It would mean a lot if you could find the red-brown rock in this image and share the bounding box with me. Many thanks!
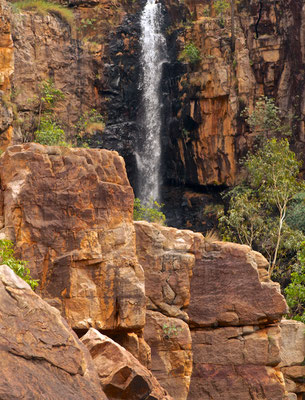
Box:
[144,310,193,400]
[0,264,108,400]
[188,241,288,327]
[134,221,202,321]
[81,328,173,400]
[0,144,146,331]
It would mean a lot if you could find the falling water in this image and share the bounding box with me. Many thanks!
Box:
[136,0,167,202]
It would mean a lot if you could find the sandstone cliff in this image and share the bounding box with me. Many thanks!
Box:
[0,143,301,400]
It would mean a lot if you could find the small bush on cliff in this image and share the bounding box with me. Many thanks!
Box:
[133,198,166,225]
[35,117,67,145]
[179,43,201,65]
[0,240,38,290]
[12,0,74,26]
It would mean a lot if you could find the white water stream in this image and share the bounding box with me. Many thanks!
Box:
[136,0,167,202]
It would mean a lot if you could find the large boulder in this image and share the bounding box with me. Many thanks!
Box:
[0,144,145,331]
[134,221,202,321]
[0,264,108,399]
[81,328,173,400]
[188,241,288,327]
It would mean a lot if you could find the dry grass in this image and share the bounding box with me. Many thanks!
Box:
[13,0,74,26]
[204,229,220,244]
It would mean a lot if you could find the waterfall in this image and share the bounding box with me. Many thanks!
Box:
[136,0,167,202]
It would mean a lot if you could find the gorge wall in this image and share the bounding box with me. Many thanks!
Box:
[1,1,305,398]
[0,142,302,400]
[3,0,305,232]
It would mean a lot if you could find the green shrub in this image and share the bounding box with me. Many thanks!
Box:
[286,192,305,234]
[285,242,305,323]
[179,42,201,65]
[133,198,166,225]
[12,0,74,26]
[0,240,38,290]
[35,117,66,145]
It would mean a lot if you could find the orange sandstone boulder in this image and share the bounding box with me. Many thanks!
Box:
[81,328,173,400]
[0,144,146,332]
[134,220,202,321]
[0,264,108,400]
[188,241,288,327]
[144,310,193,400]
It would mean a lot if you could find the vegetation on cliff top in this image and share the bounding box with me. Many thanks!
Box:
[11,0,74,26]
[133,198,166,225]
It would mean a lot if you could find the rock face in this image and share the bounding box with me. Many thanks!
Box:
[280,319,305,399]
[188,241,287,327]
[144,311,193,400]
[135,221,288,400]
[134,221,202,321]
[0,0,13,150]
[0,143,145,332]
[81,328,173,400]
[0,264,108,400]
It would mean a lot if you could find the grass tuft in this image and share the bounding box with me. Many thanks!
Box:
[12,0,74,26]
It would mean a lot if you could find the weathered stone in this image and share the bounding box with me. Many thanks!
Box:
[0,144,146,331]
[281,366,305,394]
[134,220,202,321]
[0,0,14,150]
[188,241,288,327]
[81,328,173,400]
[144,310,192,400]
[110,331,151,369]
[187,364,286,400]
[191,325,281,367]
[0,264,108,400]
[280,319,305,367]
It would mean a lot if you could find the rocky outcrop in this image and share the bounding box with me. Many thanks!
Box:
[280,319,305,399]
[0,264,108,399]
[0,143,145,332]
[81,328,173,400]
[144,310,192,400]
[134,221,288,400]
[0,0,13,150]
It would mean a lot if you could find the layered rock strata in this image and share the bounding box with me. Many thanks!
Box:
[280,319,305,399]
[0,0,13,150]
[0,264,108,400]
[0,143,146,332]
[135,221,289,400]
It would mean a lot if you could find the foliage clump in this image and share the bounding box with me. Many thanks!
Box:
[11,0,74,26]
[179,42,201,65]
[219,97,305,277]
[133,198,166,225]
[35,117,66,145]
[285,242,305,323]
[0,240,38,290]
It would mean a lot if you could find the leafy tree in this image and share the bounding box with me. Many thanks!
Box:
[0,239,38,290]
[245,138,304,274]
[242,96,291,139]
[219,138,304,276]
[134,198,166,225]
